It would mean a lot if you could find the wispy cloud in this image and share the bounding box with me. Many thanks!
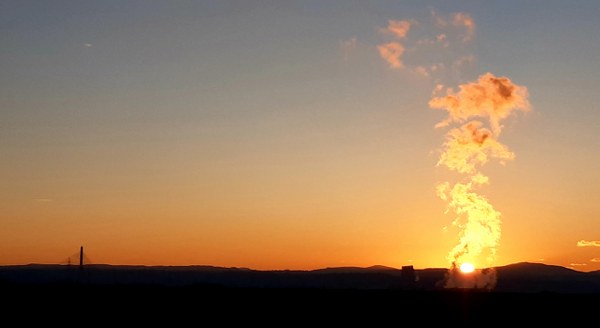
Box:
[84,43,93,47]
[377,10,477,76]
[431,9,447,27]
[432,83,445,96]
[412,63,445,79]
[380,20,412,39]
[591,258,600,263]
[377,42,405,69]
[430,10,475,43]
[416,33,448,47]
[452,55,476,72]
[569,263,587,267]
[339,37,357,61]
[413,66,429,77]
[452,13,475,43]
[577,240,600,247]
[376,20,411,69]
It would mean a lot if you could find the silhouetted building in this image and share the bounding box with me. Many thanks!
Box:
[402,265,416,285]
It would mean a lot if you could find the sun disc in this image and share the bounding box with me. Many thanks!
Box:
[460,262,475,274]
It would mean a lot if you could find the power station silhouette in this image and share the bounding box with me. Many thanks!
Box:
[65,246,91,269]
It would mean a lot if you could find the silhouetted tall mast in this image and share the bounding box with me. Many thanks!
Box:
[79,246,83,268]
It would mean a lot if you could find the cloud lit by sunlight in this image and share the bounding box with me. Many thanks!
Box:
[432,73,530,289]
[452,13,475,43]
[377,42,405,69]
[577,240,600,247]
[381,19,412,39]
[429,72,530,134]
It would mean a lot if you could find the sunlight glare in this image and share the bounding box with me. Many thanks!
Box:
[460,262,475,274]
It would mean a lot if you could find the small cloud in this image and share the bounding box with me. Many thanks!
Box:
[431,9,447,27]
[416,38,435,46]
[339,37,357,61]
[416,34,447,47]
[432,83,445,96]
[377,42,405,69]
[430,10,475,44]
[413,65,429,77]
[452,13,475,43]
[34,198,53,202]
[452,55,476,73]
[538,258,545,262]
[381,20,412,39]
[569,263,587,266]
[591,258,600,263]
[84,43,93,47]
[430,63,444,74]
[577,240,600,247]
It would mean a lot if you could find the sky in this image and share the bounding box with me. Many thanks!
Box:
[1,0,599,271]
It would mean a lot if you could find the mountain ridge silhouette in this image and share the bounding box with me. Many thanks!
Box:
[1,261,598,293]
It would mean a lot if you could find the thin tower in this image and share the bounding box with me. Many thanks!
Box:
[79,246,83,268]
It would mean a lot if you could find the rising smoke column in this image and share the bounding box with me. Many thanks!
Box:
[430,72,530,288]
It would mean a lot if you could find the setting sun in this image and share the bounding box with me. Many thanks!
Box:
[460,263,475,274]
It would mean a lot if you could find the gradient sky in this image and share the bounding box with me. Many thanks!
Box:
[1,1,599,271]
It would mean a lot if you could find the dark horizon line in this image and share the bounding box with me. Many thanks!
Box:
[1,261,596,273]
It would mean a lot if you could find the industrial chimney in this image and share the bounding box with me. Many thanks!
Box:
[79,246,84,268]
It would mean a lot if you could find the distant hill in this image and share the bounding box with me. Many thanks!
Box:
[496,262,579,276]
[1,262,598,293]
[312,265,400,274]
[494,262,599,293]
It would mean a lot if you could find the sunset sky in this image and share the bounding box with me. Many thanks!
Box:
[1,1,599,271]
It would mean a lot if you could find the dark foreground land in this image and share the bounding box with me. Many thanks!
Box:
[2,262,599,323]
[3,284,598,324]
